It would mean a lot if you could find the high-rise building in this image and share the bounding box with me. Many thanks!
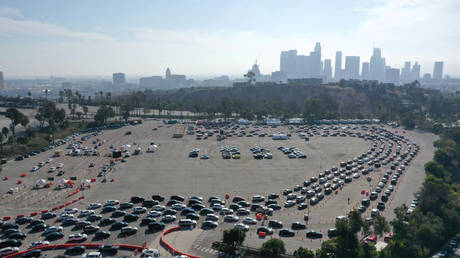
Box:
[411,62,421,81]
[344,56,360,79]
[323,59,332,83]
[165,68,171,80]
[385,68,400,85]
[280,43,322,79]
[309,43,322,77]
[334,51,342,81]
[361,62,370,80]
[112,73,126,85]
[370,48,386,82]
[433,61,444,81]
[280,50,298,78]
[401,61,411,82]
[0,71,4,90]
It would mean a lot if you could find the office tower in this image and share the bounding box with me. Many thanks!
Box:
[112,73,126,85]
[385,68,400,85]
[280,50,298,78]
[323,59,332,83]
[370,48,385,82]
[433,61,444,81]
[401,61,411,82]
[345,56,360,79]
[361,62,370,80]
[309,43,322,76]
[411,62,421,81]
[334,51,342,81]
[0,71,4,90]
[165,68,171,80]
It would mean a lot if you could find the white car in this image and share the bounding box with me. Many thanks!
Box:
[88,203,102,209]
[69,233,88,242]
[234,223,249,232]
[30,241,50,247]
[104,200,120,206]
[31,166,39,172]
[0,247,19,256]
[48,167,56,172]
[79,210,94,217]
[45,226,63,233]
[171,203,186,210]
[83,252,101,258]
[141,249,160,258]
[57,163,64,168]
[152,205,166,211]
[133,207,147,213]
[56,214,73,222]
[147,210,162,217]
[64,208,78,214]
[46,158,53,163]
[38,162,45,167]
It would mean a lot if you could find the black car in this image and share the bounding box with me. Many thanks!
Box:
[192,203,206,211]
[151,194,165,202]
[29,219,44,226]
[170,195,185,202]
[148,222,165,231]
[8,232,26,240]
[291,222,307,230]
[279,229,295,237]
[41,212,57,220]
[111,210,126,218]
[31,223,47,232]
[186,213,200,221]
[141,217,156,225]
[377,202,386,211]
[306,230,323,239]
[268,220,283,229]
[0,239,22,248]
[123,213,139,222]
[22,249,41,258]
[142,200,158,208]
[119,202,134,210]
[2,223,19,230]
[297,203,308,210]
[45,231,64,241]
[75,220,91,229]
[98,244,119,255]
[94,230,111,239]
[163,209,177,216]
[99,218,116,226]
[65,245,86,255]
[200,208,214,216]
[3,228,20,237]
[327,228,337,238]
[86,214,102,222]
[16,217,31,225]
[101,206,117,213]
[131,196,145,203]
[110,221,128,231]
[61,218,78,227]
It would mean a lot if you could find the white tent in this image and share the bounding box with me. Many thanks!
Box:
[82,179,91,184]
[59,178,69,184]
[35,179,47,187]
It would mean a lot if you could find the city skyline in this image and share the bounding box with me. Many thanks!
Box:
[0,0,459,77]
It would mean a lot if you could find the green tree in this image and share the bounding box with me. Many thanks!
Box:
[222,228,245,251]
[260,238,286,258]
[316,240,337,258]
[373,215,390,237]
[5,108,29,136]
[120,103,133,122]
[293,247,315,258]
[94,105,115,125]
[82,105,89,118]
[2,127,8,138]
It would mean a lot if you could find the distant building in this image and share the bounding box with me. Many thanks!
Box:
[334,51,342,81]
[287,78,323,84]
[433,61,444,81]
[361,62,370,80]
[385,68,400,85]
[323,59,332,83]
[139,76,163,87]
[0,71,4,90]
[345,56,360,79]
[165,68,171,80]
[401,61,411,83]
[369,48,386,82]
[170,74,186,82]
[271,71,287,83]
[280,43,322,79]
[113,73,126,85]
[423,73,431,80]
[412,62,421,81]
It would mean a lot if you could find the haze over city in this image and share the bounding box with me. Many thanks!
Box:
[0,0,459,78]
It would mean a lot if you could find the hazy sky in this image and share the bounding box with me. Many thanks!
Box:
[0,0,459,78]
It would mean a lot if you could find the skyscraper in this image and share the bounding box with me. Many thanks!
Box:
[323,59,332,83]
[334,51,342,81]
[310,43,322,76]
[370,48,385,82]
[280,50,298,78]
[0,71,4,90]
[345,56,360,79]
[411,62,421,81]
[112,73,126,85]
[401,61,411,82]
[165,68,171,80]
[361,62,370,80]
[433,61,444,81]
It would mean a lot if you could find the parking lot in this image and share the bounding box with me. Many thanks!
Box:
[0,119,437,257]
